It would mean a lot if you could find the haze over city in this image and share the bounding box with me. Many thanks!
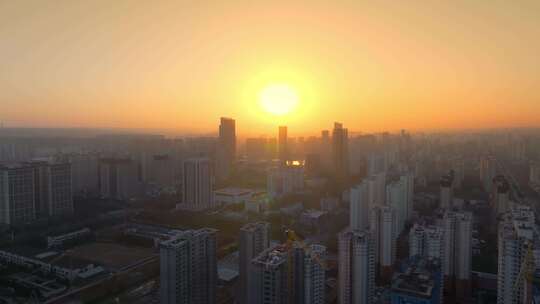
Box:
[1,2,540,304]
[2,1,540,135]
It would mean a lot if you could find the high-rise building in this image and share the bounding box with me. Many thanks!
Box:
[497,205,539,304]
[160,228,217,304]
[30,160,73,218]
[370,206,398,283]
[442,211,472,298]
[391,256,443,304]
[251,245,289,304]
[0,160,73,225]
[332,122,349,180]
[267,161,304,199]
[217,117,236,181]
[278,126,288,164]
[440,173,454,210]
[179,158,214,211]
[321,130,331,171]
[338,229,375,304]
[409,223,444,260]
[99,157,140,200]
[492,175,510,216]
[43,161,73,217]
[350,182,370,231]
[303,244,327,304]
[387,174,414,235]
[0,164,36,225]
[239,222,270,304]
[251,242,326,304]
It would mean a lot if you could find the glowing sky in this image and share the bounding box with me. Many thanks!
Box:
[1,1,539,135]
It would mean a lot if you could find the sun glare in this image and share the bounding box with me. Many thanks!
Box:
[259,84,299,116]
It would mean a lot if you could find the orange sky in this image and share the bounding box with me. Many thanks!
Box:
[1,1,539,136]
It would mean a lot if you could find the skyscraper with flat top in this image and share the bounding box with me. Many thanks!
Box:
[350,181,370,231]
[332,122,349,180]
[338,229,375,304]
[217,117,236,181]
[370,206,398,283]
[239,222,270,304]
[278,126,288,164]
[160,228,217,304]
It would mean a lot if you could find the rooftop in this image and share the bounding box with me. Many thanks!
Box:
[392,256,441,299]
[252,244,288,268]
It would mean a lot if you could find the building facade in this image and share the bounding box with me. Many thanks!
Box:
[239,222,270,304]
[160,228,217,304]
[338,229,375,304]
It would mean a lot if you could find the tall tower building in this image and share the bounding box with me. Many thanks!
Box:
[217,117,236,181]
[278,126,288,164]
[30,160,73,218]
[442,211,472,298]
[251,242,327,304]
[179,158,214,211]
[497,206,539,304]
[350,182,370,231]
[321,130,331,171]
[332,122,349,180]
[387,175,413,236]
[338,229,375,304]
[492,175,510,216]
[370,206,398,283]
[368,172,387,208]
[160,228,217,304]
[0,164,36,225]
[303,244,327,304]
[239,222,270,304]
[43,162,73,217]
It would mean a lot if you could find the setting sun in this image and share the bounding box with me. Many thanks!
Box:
[259,84,299,116]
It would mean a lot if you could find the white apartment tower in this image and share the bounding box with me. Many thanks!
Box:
[338,229,375,304]
[160,228,217,304]
[180,158,214,211]
[239,222,270,304]
[304,244,327,304]
[350,182,370,231]
[251,242,327,304]
[497,206,539,304]
[0,164,36,225]
[387,174,414,235]
[442,211,472,298]
[370,206,398,282]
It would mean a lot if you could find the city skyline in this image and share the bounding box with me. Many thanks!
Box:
[2,1,540,135]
